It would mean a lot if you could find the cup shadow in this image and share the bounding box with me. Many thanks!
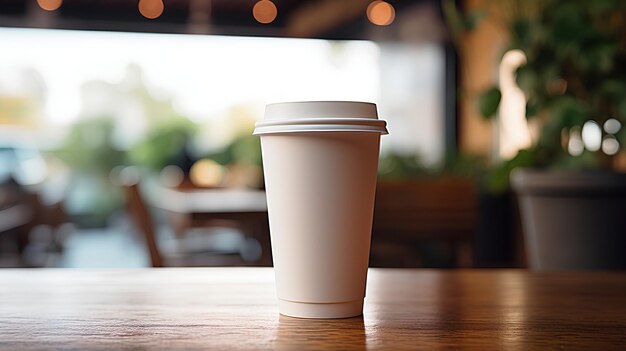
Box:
[275,314,366,350]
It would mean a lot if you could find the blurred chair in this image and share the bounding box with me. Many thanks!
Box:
[0,187,33,266]
[0,178,67,267]
[371,178,478,268]
[124,182,254,267]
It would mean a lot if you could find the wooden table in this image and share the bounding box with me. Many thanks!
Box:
[1,269,625,350]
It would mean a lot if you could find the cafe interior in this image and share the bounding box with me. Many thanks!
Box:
[3,1,626,349]
[1,0,626,272]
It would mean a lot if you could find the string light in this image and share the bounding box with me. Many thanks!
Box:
[138,0,164,20]
[37,0,62,11]
[253,0,277,24]
[367,1,395,26]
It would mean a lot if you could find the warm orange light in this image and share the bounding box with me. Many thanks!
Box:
[138,0,164,20]
[367,1,395,26]
[190,159,224,188]
[37,0,63,11]
[253,0,277,24]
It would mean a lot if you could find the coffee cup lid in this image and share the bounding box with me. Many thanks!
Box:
[253,101,388,135]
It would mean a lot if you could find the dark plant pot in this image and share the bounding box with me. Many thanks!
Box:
[511,169,626,270]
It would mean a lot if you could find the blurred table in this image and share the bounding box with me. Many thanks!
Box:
[149,187,271,265]
[1,268,625,350]
[151,187,267,214]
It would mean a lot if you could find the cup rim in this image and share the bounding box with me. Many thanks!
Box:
[256,101,388,135]
[253,118,388,135]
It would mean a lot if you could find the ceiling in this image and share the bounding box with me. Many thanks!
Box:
[0,0,442,40]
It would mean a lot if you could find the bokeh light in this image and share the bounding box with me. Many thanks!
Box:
[568,128,584,156]
[138,0,164,20]
[604,118,622,135]
[546,78,567,96]
[367,1,395,26]
[118,166,141,186]
[37,0,63,11]
[602,136,620,155]
[253,0,278,24]
[159,165,184,188]
[582,120,602,152]
[190,159,224,187]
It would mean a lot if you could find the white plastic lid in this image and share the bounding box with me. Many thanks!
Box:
[253,101,388,135]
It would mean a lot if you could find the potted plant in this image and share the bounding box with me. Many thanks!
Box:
[448,0,626,269]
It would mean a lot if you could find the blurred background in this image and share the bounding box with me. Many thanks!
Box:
[1,0,625,269]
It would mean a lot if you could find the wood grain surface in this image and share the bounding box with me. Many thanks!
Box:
[1,268,625,350]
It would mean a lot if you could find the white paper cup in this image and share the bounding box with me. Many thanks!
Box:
[254,101,388,319]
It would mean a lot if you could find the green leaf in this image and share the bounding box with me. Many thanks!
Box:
[230,135,262,166]
[507,149,536,169]
[478,87,502,119]
[558,98,588,128]
[588,0,623,15]
[129,126,195,170]
[551,4,585,46]
[601,79,626,99]
[511,19,532,48]
[515,64,539,94]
